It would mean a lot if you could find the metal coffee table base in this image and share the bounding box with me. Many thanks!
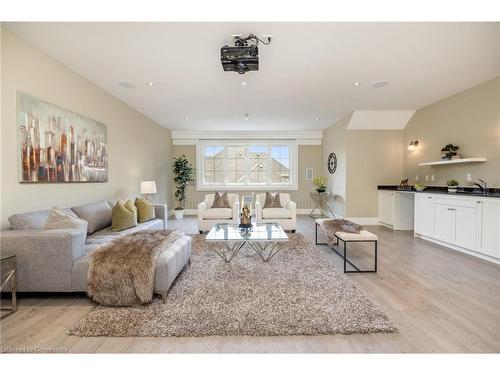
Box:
[210,241,282,263]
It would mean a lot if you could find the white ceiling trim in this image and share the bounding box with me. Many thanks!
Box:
[171,130,322,145]
[347,110,416,130]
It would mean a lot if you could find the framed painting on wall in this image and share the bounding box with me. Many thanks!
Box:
[17,92,108,183]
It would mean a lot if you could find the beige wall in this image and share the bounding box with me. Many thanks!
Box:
[172,144,322,210]
[1,29,172,228]
[322,114,349,217]
[404,76,500,187]
[322,115,404,218]
[346,130,404,217]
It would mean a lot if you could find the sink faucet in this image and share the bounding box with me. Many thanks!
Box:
[469,179,487,194]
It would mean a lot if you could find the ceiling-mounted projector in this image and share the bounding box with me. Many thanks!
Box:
[221,34,271,74]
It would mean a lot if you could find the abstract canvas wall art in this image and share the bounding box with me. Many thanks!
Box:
[17,92,108,183]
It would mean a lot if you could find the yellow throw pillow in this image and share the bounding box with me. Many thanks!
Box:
[111,200,137,232]
[135,197,156,223]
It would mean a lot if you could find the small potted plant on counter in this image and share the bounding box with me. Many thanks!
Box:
[447,179,459,193]
[173,154,193,219]
[313,176,327,193]
[414,183,426,192]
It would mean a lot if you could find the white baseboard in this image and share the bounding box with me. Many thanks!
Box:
[297,209,311,215]
[346,217,380,225]
[168,209,197,216]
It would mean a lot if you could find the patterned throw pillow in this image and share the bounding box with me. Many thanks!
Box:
[111,200,138,232]
[263,192,282,208]
[135,197,156,223]
[211,191,231,208]
[44,207,88,233]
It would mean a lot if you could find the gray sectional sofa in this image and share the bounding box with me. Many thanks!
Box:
[0,200,191,301]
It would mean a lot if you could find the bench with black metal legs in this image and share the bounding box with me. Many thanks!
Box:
[315,220,378,273]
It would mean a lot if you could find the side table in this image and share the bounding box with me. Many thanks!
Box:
[309,192,337,218]
[1,255,17,320]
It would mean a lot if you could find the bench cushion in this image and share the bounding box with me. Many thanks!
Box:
[335,230,378,241]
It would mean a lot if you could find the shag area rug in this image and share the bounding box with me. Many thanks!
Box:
[69,233,397,337]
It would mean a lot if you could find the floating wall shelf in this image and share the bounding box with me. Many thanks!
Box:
[418,158,487,166]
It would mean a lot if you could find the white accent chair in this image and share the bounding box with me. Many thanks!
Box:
[198,193,240,233]
[255,193,297,232]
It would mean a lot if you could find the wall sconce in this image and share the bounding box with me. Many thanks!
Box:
[408,140,419,151]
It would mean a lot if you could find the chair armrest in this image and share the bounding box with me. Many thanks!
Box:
[232,201,240,223]
[255,201,263,221]
[198,201,207,219]
[285,200,297,217]
[154,204,168,229]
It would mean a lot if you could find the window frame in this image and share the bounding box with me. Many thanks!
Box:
[196,140,298,191]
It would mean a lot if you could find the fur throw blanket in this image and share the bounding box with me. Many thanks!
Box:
[88,230,184,306]
[318,219,363,245]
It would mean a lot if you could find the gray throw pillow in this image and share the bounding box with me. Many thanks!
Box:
[71,200,112,234]
[263,192,282,208]
[211,191,231,208]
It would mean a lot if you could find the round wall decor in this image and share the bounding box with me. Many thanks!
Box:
[328,153,337,174]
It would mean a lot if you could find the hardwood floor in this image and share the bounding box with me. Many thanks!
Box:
[1,215,499,353]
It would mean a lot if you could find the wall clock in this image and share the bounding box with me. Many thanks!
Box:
[328,153,337,174]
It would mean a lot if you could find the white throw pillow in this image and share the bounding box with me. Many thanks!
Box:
[44,207,88,233]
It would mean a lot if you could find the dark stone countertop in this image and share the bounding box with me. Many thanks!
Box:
[378,185,500,198]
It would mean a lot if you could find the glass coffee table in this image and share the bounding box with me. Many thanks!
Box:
[205,222,289,263]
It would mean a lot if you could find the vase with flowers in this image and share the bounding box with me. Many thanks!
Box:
[313,176,327,193]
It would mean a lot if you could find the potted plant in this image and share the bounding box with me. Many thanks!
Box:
[313,176,327,193]
[447,179,459,193]
[173,154,193,219]
[441,144,460,160]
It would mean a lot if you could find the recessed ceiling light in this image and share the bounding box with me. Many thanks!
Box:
[315,117,319,121]
[117,80,135,89]
[185,117,189,121]
[147,82,155,87]
[241,82,247,86]
[371,80,389,88]
[353,82,360,86]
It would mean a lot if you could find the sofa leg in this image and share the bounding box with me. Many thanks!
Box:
[199,230,203,234]
[161,290,169,303]
[291,230,296,233]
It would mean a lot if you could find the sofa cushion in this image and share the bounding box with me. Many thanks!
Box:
[71,200,112,234]
[262,207,291,219]
[44,208,88,232]
[9,208,76,230]
[203,208,232,219]
[86,219,164,245]
[111,200,137,232]
[135,197,156,223]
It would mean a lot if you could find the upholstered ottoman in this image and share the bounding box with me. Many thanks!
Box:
[315,218,378,273]
[71,234,192,302]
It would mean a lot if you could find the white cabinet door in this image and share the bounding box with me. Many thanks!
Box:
[415,194,434,236]
[477,200,500,259]
[454,206,477,251]
[433,204,454,243]
[378,191,394,226]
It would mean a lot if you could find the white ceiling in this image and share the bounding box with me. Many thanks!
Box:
[4,22,499,131]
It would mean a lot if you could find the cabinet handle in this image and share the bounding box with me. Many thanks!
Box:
[477,201,481,204]
[428,197,432,199]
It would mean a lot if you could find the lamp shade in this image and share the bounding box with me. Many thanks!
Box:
[140,181,157,195]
